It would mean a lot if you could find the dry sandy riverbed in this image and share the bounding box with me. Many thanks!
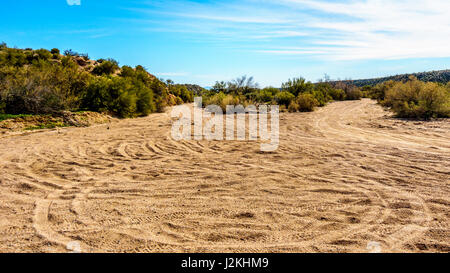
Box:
[0,99,449,253]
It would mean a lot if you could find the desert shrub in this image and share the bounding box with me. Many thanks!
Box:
[204,92,240,112]
[345,86,362,100]
[150,80,169,113]
[167,94,177,106]
[117,90,138,118]
[311,89,332,106]
[328,88,346,101]
[135,84,156,116]
[34,49,52,61]
[51,48,60,55]
[212,81,227,93]
[120,65,135,78]
[0,48,28,67]
[384,77,450,119]
[288,101,299,112]
[275,91,295,107]
[92,59,119,76]
[169,85,194,103]
[176,96,184,105]
[64,49,79,57]
[281,77,314,96]
[0,65,90,114]
[297,93,319,112]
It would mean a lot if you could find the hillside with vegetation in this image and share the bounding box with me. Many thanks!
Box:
[0,43,194,120]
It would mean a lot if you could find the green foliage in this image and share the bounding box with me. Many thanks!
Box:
[297,93,319,112]
[336,70,450,87]
[288,101,299,112]
[275,91,295,107]
[212,81,227,93]
[92,59,119,76]
[25,121,68,131]
[0,113,32,121]
[367,80,396,101]
[327,88,346,101]
[210,76,258,96]
[64,49,78,57]
[345,86,362,100]
[281,77,314,96]
[169,84,194,103]
[51,48,60,55]
[0,63,89,114]
[0,45,193,119]
[81,75,158,118]
[254,89,275,103]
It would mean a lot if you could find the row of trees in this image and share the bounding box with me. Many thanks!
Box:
[0,44,194,118]
[203,76,362,112]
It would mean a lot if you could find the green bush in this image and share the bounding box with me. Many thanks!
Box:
[368,80,396,101]
[345,86,362,100]
[383,77,450,119]
[297,93,319,112]
[275,91,295,107]
[92,59,119,76]
[281,77,314,96]
[169,84,194,103]
[81,76,158,118]
[250,89,275,103]
[51,48,60,55]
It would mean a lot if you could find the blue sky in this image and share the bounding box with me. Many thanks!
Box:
[1,0,449,87]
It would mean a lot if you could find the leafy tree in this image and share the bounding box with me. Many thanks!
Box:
[383,77,449,119]
[282,77,314,96]
[212,81,227,93]
[64,49,78,57]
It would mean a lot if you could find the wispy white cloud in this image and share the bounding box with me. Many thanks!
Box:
[272,0,450,60]
[131,0,450,60]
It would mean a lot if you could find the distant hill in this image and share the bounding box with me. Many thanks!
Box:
[179,84,207,95]
[332,69,450,87]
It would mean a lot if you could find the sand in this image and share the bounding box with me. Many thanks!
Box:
[0,99,448,253]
